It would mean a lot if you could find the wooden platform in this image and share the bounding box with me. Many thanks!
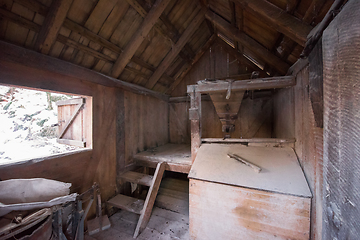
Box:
[133,144,191,173]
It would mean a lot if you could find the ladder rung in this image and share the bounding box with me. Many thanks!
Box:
[121,171,153,186]
[107,194,144,214]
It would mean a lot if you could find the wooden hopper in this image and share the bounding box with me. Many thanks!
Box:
[209,90,244,137]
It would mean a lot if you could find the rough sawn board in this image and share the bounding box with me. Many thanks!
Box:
[188,144,312,197]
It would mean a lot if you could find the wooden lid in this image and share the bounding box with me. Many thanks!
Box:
[188,144,312,198]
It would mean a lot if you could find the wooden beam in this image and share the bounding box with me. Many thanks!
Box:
[187,76,295,93]
[301,0,346,57]
[0,7,172,85]
[145,9,205,89]
[34,0,73,54]
[126,0,195,58]
[215,37,262,73]
[205,10,290,75]
[303,0,327,24]
[111,0,171,78]
[12,0,161,73]
[0,40,169,102]
[202,138,295,143]
[234,0,312,46]
[229,0,239,50]
[165,34,216,94]
[286,0,300,14]
[188,85,202,163]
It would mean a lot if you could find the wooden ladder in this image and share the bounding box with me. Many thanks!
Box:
[107,162,165,238]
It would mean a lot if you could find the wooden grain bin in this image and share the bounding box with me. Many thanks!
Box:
[188,144,312,240]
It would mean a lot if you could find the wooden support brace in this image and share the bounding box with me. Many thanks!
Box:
[34,0,73,54]
[110,0,172,78]
[188,85,202,163]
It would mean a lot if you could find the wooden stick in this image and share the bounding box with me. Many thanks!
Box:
[227,153,262,173]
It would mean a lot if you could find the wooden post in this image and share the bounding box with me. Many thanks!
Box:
[188,85,201,163]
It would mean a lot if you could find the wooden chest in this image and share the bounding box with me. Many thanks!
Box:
[188,144,311,240]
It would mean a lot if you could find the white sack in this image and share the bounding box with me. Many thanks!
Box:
[0,178,77,216]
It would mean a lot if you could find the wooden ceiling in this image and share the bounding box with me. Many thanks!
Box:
[0,0,333,94]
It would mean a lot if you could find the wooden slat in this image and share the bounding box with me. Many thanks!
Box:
[120,171,153,186]
[107,194,144,214]
[235,0,312,46]
[205,10,290,75]
[56,139,86,147]
[202,138,295,143]
[12,0,161,74]
[56,97,84,106]
[58,99,84,139]
[188,76,295,93]
[125,0,195,60]
[34,0,73,54]
[111,0,172,78]
[133,162,166,238]
[145,9,205,89]
[165,34,216,94]
[215,37,262,72]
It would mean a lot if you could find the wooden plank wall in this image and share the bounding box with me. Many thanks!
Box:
[124,91,169,166]
[273,66,323,239]
[0,48,169,218]
[169,42,272,142]
[170,98,272,143]
[322,1,360,238]
[171,42,250,97]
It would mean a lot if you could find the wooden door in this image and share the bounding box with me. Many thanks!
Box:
[56,98,86,147]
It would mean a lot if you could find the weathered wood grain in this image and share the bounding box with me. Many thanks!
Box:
[34,0,73,54]
[111,0,171,78]
[189,179,311,240]
[145,9,205,89]
[188,76,295,93]
[0,40,169,101]
[235,0,312,46]
[205,10,290,75]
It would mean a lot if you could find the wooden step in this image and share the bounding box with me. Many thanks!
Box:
[120,171,153,186]
[133,162,166,238]
[107,194,144,215]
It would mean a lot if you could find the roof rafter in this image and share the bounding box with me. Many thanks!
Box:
[205,10,290,75]
[0,7,173,84]
[234,0,312,46]
[12,0,165,75]
[125,0,195,60]
[110,0,172,79]
[34,0,73,54]
[145,8,205,89]
[215,37,268,77]
[165,34,217,94]
[303,0,327,24]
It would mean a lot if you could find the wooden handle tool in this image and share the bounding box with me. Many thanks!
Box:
[227,153,262,173]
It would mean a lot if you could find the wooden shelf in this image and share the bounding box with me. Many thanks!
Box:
[134,144,192,173]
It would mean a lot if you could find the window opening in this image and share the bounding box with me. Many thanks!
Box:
[0,85,92,165]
